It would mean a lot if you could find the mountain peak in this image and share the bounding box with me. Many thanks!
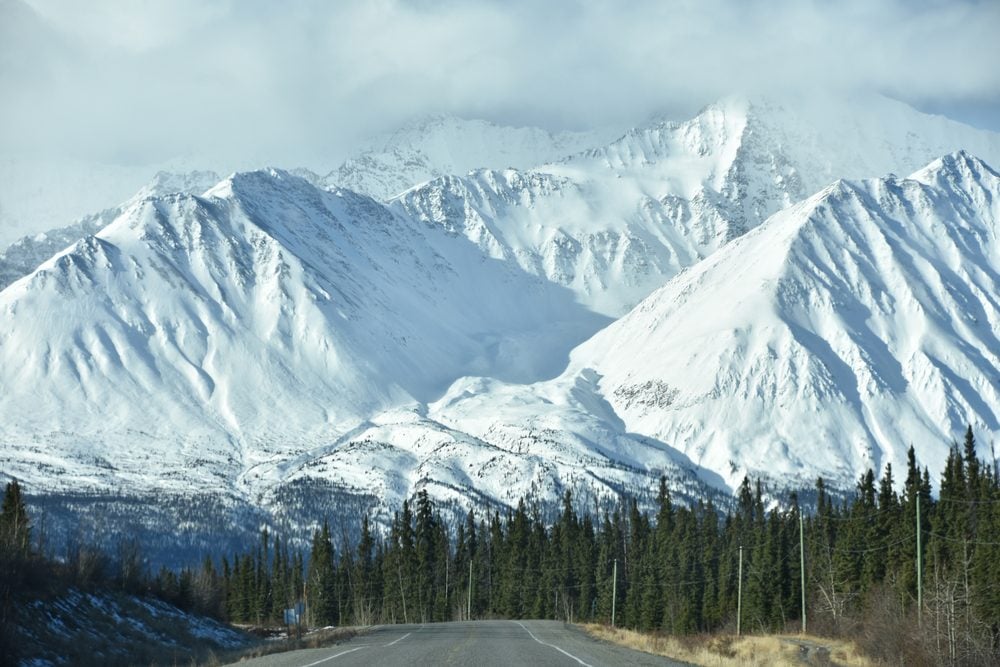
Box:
[203,167,318,204]
[911,149,1000,185]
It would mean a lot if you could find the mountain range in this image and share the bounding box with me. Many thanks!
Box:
[1,93,998,553]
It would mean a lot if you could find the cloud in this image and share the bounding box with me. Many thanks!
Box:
[2,0,999,169]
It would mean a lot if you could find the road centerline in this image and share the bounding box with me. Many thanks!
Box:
[514,621,594,667]
[298,645,368,666]
[383,631,411,647]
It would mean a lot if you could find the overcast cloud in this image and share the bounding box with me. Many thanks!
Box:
[2,0,998,169]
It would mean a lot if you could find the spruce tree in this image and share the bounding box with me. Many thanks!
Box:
[414,490,437,621]
[0,478,30,553]
[963,425,980,491]
[354,515,375,622]
[307,522,337,626]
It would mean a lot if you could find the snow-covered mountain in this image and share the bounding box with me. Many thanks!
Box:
[437,151,999,494]
[0,170,221,290]
[2,96,999,554]
[0,169,602,497]
[396,95,1000,317]
[327,114,616,201]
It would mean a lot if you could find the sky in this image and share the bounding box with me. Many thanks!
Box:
[1,0,998,171]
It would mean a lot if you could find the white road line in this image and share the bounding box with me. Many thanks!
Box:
[299,645,368,666]
[383,631,411,647]
[514,621,594,667]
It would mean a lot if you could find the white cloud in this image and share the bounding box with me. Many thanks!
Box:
[2,0,998,169]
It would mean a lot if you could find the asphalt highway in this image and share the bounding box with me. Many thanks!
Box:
[227,620,686,666]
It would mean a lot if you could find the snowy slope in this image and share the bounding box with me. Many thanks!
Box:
[246,376,723,521]
[524,151,1000,491]
[395,95,1000,317]
[0,169,602,495]
[327,114,616,201]
[0,170,221,290]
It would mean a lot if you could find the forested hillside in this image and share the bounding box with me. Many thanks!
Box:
[5,427,998,665]
[216,428,999,665]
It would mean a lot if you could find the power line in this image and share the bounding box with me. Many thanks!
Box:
[933,495,1000,506]
[926,531,1000,547]
[805,532,915,554]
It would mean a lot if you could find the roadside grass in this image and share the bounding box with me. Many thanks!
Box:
[582,623,876,666]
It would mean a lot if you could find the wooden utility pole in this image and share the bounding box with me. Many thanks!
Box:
[611,558,618,627]
[737,545,743,637]
[916,493,923,628]
[800,512,807,635]
[467,560,473,620]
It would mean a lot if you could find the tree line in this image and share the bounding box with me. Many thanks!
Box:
[3,426,999,665]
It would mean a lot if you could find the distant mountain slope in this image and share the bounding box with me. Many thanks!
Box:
[538,151,1000,490]
[0,169,602,494]
[396,95,1000,317]
[245,374,723,520]
[327,114,616,201]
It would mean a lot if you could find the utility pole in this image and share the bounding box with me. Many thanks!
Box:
[916,493,923,628]
[611,558,618,627]
[467,560,473,620]
[737,545,743,637]
[799,512,807,635]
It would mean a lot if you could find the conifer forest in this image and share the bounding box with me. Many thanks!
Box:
[3,428,1000,665]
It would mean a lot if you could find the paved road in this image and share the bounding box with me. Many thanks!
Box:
[227,620,685,666]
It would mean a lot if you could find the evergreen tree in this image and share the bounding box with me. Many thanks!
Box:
[353,515,376,623]
[875,463,900,586]
[576,512,596,621]
[307,522,337,626]
[963,425,980,491]
[414,490,437,621]
[0,478,30,552]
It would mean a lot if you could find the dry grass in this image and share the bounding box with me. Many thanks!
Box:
[582,624,878,666]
